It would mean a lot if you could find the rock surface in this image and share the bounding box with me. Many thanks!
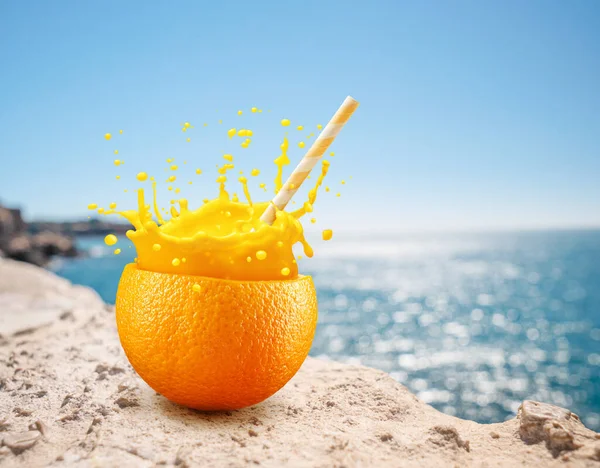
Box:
[0,258,598,467]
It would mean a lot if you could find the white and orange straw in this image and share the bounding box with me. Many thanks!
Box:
[260,95,359,225]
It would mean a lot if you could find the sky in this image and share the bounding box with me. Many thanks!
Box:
[0,0,599,232]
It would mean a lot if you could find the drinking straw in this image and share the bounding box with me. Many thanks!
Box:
[260,96,359,225]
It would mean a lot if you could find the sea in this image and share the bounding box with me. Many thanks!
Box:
[49,229,600,430]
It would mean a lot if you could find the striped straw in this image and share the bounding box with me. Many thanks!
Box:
[260,95,359,225]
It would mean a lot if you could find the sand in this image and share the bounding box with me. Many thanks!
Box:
[0,258,598,467]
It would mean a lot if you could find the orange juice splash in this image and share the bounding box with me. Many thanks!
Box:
[95,107,348,281]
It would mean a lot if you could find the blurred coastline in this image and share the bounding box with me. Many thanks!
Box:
[0,200,129,265]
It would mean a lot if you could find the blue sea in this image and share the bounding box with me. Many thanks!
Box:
[49,230,600,430]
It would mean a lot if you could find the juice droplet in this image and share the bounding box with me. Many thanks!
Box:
[310,218,316,224]
[116,176,121,180]
[246,256,252,262]
[297,125,304,131]
[217,164,235,175]
[241,139,250,148]
[114,248,121,255]
[98,208,105,214]
[186,138,191,142]
[238,176,252,206]
[184,122,191,128]
[218,119,223,124]
[317,124,323,130]
[114,160,121,166]
[104,133,112,140]
[168,176,176,182]
[330,152,335,157]
[238,129,247,137]
[322,229,333,241]
[109,202,117,209]
[137,172,148,182]
[182,258,187,263]
[237,110,243,115]
[341,180,346,185]
[170,165,178,171]
[325,186,330,192]
[152,244,161,251]
[172,258,181,266]
[277,241,284,247]
[175,188,181,194]
[281,119,291,127]
[87,203,98,210]
[336,193,341,197]
[196,169,202,175]
[251,107,257,113]
[104,234,118,246]
[223,154,233,162]
[259,183,266,191]
[274,137,290,193]
[119,130,123,134]
[291,160,329,219]
[228,128,236,138]
[298,142,305,148]
[192,283,201,292]
[114,150,119,154]
[281,267,290,276]
[256,250,267,260]
[166,158,173,163]
[251,168,260,176]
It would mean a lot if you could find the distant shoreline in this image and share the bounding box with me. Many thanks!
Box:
[1,202,132,267]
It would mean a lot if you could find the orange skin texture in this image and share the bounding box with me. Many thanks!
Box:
[115,264,318,410]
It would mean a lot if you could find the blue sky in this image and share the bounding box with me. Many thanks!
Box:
[0,0,598,231]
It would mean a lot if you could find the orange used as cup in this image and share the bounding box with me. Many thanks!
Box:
[115,264,318,410]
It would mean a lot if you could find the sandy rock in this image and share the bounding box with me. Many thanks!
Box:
[519,400,600,459]
[0,258,599,467]
[0,259,101,336]
[1,430,41,455]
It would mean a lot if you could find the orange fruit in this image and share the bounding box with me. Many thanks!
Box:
[115,264,318,410]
